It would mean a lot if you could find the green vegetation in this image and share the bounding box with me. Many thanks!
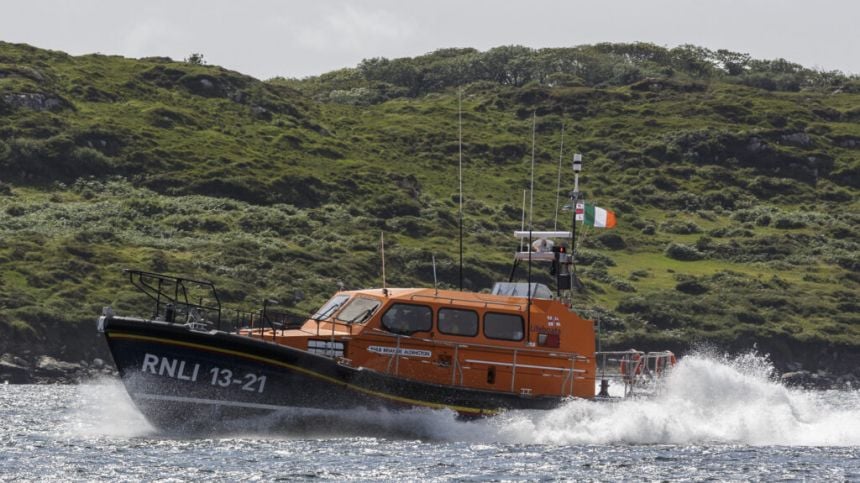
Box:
[0,41,858,367]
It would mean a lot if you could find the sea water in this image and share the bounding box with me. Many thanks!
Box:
[1,353,858,481]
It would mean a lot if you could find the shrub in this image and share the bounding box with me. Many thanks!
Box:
[735,311,766,324]
[611,279,636,292]
[665,242,705,261]
[675,279,709,295]
[616,296,649,314]
[660,220,702,234]
[773,216,805,229]
[597,232,626,250]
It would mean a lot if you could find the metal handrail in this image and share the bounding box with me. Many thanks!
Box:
[125,269,222,326]
[595,350,676,396]
[407,293,526,310]
[367,328,590,395]
[367,328,590,361]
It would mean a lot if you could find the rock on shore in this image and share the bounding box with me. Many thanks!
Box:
[0,353,117,384]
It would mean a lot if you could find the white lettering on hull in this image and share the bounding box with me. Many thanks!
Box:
[367,346,432,358]
[141,353,159,374]
[141,353,200,382]
[138,353,265,393]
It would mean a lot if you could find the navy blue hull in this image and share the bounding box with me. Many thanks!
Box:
[100,316,566,430]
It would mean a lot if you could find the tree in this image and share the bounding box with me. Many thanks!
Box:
[714,49,751,76]
[185,53,205,65]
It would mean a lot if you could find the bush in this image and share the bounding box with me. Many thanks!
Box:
[597,232,626,250]
[675,279,709,295]
[616,296,649,314]
[665,242,705,261]
[755,214,771,226]
[773,216,805,229]
[611,279,636,292]
[659,220,702,234]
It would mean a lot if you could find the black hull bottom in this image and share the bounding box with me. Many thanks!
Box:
[101,317,568,430]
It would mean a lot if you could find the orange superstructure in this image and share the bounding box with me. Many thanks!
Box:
[241,287,596,400]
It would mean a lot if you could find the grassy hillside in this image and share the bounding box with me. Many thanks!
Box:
[0,41,858,370]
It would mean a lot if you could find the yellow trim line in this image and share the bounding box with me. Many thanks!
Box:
[108,331,500,416]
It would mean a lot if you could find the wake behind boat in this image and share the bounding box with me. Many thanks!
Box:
[98,150,676,430]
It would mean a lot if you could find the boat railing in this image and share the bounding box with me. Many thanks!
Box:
[125,269,223,327]
[368,328,590,396]
[229,305,308,339]
[594,350,676,396]
[407,293,525,310]
[124,269,309,336]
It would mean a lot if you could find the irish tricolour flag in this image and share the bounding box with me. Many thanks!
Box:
[576,202,616,228]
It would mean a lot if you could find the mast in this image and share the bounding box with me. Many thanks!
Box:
[570,153,582,293]
[527,112,536,343]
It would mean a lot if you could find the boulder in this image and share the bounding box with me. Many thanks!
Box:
[35,355,82,375]
[781,370,814,387]
[0,358,30,384]
[1,93,68,111]
[780,132,813,147]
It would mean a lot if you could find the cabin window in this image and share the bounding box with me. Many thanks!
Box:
[438,308,478,336]
[336,297,381,324]
[311,294,349,320]
[484,312,524,341]
[381,303,432,335]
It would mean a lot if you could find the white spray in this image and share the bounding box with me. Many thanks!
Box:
[65,354,860,446]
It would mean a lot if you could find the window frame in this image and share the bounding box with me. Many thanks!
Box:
[335,296,382,324]
[437,307,479,337]
[483,312,525,341]
[311,294,350,321]
[380,303,433,335]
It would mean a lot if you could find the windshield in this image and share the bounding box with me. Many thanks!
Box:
[336,297,382,324]
[311,294,349,320]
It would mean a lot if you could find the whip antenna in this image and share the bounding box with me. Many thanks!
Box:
[432,255,438,295]
[554,122,565,230]
[458,89,464,291]
[519,189,526,252]
[380,231,387,295]
[527,111,536,343]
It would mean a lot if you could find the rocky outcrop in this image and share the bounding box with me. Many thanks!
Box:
[1,93,70,111]
[781,368,858,389]
[0,353,117,384]
[0,354,30,384]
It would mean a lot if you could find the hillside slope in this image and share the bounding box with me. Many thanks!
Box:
[0,42,858,378]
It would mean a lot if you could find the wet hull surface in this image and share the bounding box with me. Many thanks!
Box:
[102,317,564,429]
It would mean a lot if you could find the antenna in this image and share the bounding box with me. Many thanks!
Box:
[519,189,526,252]
[554,123,565,230]
[432,255,438,295]
[380,231,387,295]
[527,111,536,344]
[458,89,464,291]
[529,112,536,235]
